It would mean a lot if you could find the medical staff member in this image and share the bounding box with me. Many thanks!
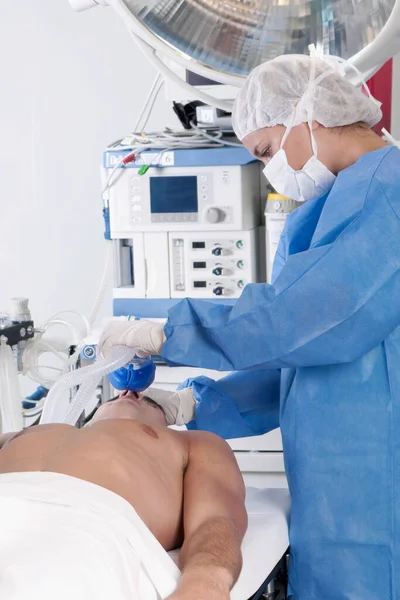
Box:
[100,54,400,599]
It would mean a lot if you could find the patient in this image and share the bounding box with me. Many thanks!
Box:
[0,391,247,600]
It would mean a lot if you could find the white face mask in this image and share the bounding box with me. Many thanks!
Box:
[263,146,336,203]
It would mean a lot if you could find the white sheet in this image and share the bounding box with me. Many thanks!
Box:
[0,472,180,600]
[169,487,291,600]
[0,473,290,600]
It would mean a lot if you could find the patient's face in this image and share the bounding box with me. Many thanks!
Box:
[90,391,167,428]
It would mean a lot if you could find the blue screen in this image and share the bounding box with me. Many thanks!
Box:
[150,176,198,213]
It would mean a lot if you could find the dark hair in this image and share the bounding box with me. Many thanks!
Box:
[142,395,166,417]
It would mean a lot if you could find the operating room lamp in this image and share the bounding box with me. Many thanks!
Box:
[69,0,400,110]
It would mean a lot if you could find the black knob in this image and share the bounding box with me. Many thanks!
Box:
[212,247,222,256]
[213,286,224,296]
[212,267,223,276]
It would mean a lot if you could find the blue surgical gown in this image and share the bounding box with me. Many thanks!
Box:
[161,146,400,599]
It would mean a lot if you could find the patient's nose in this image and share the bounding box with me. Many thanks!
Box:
[119,391,142,400]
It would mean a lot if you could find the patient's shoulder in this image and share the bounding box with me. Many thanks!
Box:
[180,430,245,501]
[180,429,234,456]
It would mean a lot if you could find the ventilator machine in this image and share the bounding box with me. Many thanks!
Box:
[106,147,264,302]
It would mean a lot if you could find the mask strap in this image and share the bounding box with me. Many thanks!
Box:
[306,54,318,156]
[280,61,319,156]
[279,106,297,149]
[382,127,400,148]
[292,52,319,157]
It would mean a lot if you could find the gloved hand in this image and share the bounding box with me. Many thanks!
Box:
[145,387,196,426]
[98,319,166,358]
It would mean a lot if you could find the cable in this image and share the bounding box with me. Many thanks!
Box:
[22,312,90,389]
[102,149,142,202]
[102,124,242,202]
[132,73,164,133]
[132,73,161,132]
[138,78,164,133]
[119,126,229,152]
[101,70,167,197]
[87,241,114,327]
[22,241,113,391]
[189,121,242,147]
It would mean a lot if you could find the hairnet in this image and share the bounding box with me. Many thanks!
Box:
[232,54,382,141]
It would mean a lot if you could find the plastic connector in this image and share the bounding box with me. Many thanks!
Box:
[22,385,48,410]
[138,165,150,176]
[122,152,136,165]
[103,207,111,240]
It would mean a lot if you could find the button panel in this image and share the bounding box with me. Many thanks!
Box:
[168,230,257,300]
[187,237,249,296]
[151,213,198,223]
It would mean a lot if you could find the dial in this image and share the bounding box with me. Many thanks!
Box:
[205,207,225,224]
[213,286,224,296]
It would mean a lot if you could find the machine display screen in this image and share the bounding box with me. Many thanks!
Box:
[194,281,207,288]
[192,241,205,249]
[150,176,198,213]
[193,261,206,269]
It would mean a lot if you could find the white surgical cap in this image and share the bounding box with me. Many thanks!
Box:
[232,54,383,141]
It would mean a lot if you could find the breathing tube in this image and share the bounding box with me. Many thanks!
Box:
[40,346,155,426]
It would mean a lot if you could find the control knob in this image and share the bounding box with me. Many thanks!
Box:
[213,286,224,296]
[212,267,223,276]
[211,246,223,256]
[205,207,225,224]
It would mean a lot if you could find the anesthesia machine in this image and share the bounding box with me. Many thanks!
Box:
[104,146,266,309]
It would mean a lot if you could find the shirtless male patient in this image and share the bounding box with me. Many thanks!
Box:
[0,390,248,600]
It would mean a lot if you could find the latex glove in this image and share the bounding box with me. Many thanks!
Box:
[98,319,165,358]
[145,387,196,426]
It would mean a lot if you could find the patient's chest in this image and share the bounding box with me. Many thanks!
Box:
[0,422,188,550]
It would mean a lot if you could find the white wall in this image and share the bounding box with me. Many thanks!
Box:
[0,0,174,324]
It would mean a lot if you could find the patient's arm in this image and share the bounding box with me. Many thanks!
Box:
[173,431,247,600]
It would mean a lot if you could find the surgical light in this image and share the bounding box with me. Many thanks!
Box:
[69,0,400,84]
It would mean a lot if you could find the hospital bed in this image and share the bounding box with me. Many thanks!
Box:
[169,487,291,600]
